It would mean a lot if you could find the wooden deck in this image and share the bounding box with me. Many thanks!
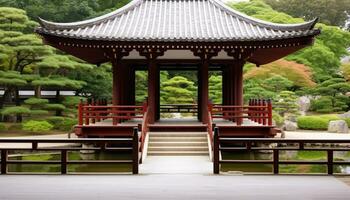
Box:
[75,118,278,138]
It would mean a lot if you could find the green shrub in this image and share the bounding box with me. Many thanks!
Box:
[62,96,85,108]
[0,123,7,131]
[30,110,49,115]
[1,106,31,116]
[297,115,340,130]
[46,117,77,131]
[272,111,284,127]
[44,104,66,111]
[24,98,49,105]
[22,120,53,132]
[310,97,333,113]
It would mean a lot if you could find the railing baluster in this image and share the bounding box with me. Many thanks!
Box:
[213,127,220,174]
[78,100,83,125]
[273,149,279,174]
[61,149,68,174]
[327,150,333,175]
[267,99,273,126]
[132,127,139,174]
[1,150,8,174]
[85,101,90,125]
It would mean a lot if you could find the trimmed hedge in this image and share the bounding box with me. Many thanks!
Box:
[46,117,77,131]
[24,98,49,105]
[297,115,343,130]
[1,106,31,116]
[22,120,53,132]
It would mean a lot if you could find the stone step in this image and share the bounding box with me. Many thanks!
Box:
[148,142,208,147]
[148,132,207,137]
[148,125,208,132]
[148,146,209,152]
[149,137,208,142]
[147,151,209,156]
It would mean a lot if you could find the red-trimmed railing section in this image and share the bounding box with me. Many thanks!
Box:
[208,99,273,126]
[77,100,150,163]
[78,100,148,126]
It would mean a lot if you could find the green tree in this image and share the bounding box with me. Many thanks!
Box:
[161,76,196,104]
[274,91,299,118]
[209,75,222,104]
[312,78,350,112]
[262,75,293,93]
[264,0,350,27]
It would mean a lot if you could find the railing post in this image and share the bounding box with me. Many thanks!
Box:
[132,127,139,174]
[262,100,267,125]
[327,150,334,175]
[267,99,273,126]
[96,99,101,122]
[85,100,90,125]
[273,149,279,174]
[78,99,83,126]
[213,127,220,174]
[61,149,67,174]
[248,99,252,120]
[1,150,8,174]
[253,99,257,122]
[91,98,96,124]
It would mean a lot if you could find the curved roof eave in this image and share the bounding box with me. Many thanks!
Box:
[38,0,318,32]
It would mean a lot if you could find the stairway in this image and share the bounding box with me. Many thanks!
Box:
[147,132,209,156]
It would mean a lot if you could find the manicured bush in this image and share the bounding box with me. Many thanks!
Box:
[30,110,49,115]
[62,96,85,108]
[22,120,53,132]
[310,97,333,113]
[1,106,31,116]
[297,115,340,130]
[0,123,7,131]
[24,98,49,105]
[46,117,77,131]
[272,111,284,127]
[44,104,66,111]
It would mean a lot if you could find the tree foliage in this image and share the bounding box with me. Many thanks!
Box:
[264,0,350,27]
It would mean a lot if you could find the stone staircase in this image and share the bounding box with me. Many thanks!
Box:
[147,132,209,156]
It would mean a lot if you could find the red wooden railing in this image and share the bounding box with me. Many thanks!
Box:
[207,103,214,149]
[139,101,150,163]
[78,100,147,126]
[208,99,273,126]
[78,100,150,163]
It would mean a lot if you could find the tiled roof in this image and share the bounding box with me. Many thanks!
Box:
[36,0,320,42]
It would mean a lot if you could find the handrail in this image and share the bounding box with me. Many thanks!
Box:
[213,127,350,175]
[139,102,149,163]
[159,104,198,113]
[0,129,139,175]
[78,100,148,126]
[209,99,273,126]
[207,103,214,150]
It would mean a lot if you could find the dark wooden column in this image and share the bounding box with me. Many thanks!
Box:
[193,49,219,124]
[233,61,244,106]
[200,59,209,123]
[110,49,131,106]
[139,49,164,124]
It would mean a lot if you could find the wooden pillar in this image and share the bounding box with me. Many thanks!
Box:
[200,59,209,124]
[148,59,158,124]
[197,64,202,121]
[234,61,244,106]
[112,60,120,106]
